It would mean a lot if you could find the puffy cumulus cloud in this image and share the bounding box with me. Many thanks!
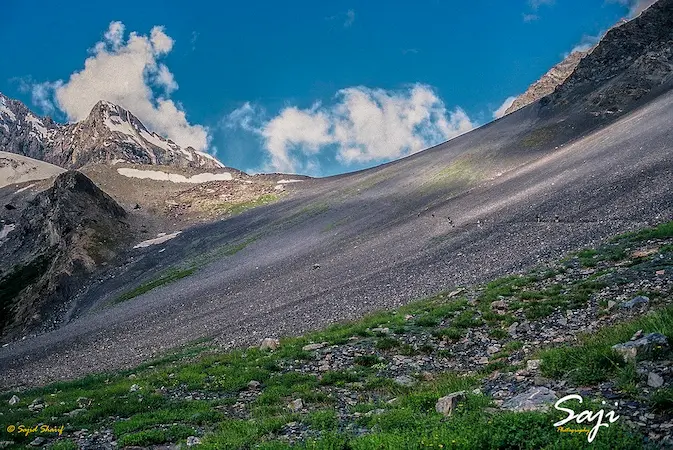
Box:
[493,96,517,119]
[609,0,658,18]
[33,21,208,150]
[228,84,475,174]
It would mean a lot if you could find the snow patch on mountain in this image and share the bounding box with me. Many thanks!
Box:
[117,167,233,183]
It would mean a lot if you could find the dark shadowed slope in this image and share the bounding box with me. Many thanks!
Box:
[1,0,673,388]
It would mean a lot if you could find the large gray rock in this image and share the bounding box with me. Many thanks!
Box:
[647,372,664,388]
[612,333,669,362]
[502,386,558,412]
[260,338,280,351]
[435,391,466,416]
[621,295,649,309]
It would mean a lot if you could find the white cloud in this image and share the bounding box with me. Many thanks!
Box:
[493,96,517,119]
[32,21,209,150]
[608,0,657,18]
[228,84,475,174]
[528,0,554,10]
[344,9,356,27]
[523,13,539,22]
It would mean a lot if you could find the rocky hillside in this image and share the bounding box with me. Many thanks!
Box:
[0,151,65,188]
[0,171,130,339]
[545,0,673,115]
[0,221,671,448]
[0,94,223,169]
[504,50,590,115]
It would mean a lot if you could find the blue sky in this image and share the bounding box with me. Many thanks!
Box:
[1,1,644,176]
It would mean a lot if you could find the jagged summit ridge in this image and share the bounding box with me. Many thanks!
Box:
[0,93,223,170]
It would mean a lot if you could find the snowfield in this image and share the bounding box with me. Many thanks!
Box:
[0,151,65,188]
[117,167,233,183]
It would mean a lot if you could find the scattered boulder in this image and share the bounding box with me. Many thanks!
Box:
[607,300,617,310]
[8,395,19,405]
[247,380,261,390]
[612,333,669,362]
[67,408,88,417]
[502,386,557,412]
[302,342,327,351]
[527,359,541,371]
[621,295,649,309]
[76,396,91,408]
[491,300,507,310]
[129,384,140,392]
[0,442,15,449]
[29,437,45,447]
[27,398,44,412]
[186,436,202,447]
[287,398,303,412]
[393,375,416,387]
[435,391,466,416]
[260,338,280,351]
[648,372,664,388]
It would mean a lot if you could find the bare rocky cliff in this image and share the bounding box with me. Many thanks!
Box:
[0,171,130,338]
[505,50,590,115]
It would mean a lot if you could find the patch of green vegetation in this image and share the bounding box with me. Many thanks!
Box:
[539,305,673,384]
[213,193,279,216]
[650,388,673,413]
[4,221,673,449]
[113,267,196,304]
[417,158,483,195]
[518,125,558,149]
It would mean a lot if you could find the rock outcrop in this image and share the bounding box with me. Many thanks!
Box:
[0,171,129,338]
[505,50,590,115]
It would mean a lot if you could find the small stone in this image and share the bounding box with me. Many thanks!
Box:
[28,398,44,412]
[260,338,280,351]
[287,398,303,412]
[487,345,500,355]
[621,296,649,309]
[302,342,326,351]
[372,327,390,334]
[128,374,137,379]
[29,437,45,447]
[0,442,15,449]
[76,397,91,408]
[393,375,416,387]
[129,384,140,392]
[612,333,668,362]
[67,408,87,417]
[435,391,465,416]
[502,386,557,412]
[647,372,664,388]
[607,300,617,310]
[8,395,19,405]
[655,270,665,275]
[557,316,568,326]
[404,314,413,320]
[312,263,321,270]
[527,359,541,371]
[186,436,202,447]
[477,356,489,365]
[247,380,261,390]
[491,300,507,310]
[507,322,519,336]
[631,330,643,341]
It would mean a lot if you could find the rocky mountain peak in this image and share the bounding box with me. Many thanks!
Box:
[0,94,224,170]
[504,50,591,115]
